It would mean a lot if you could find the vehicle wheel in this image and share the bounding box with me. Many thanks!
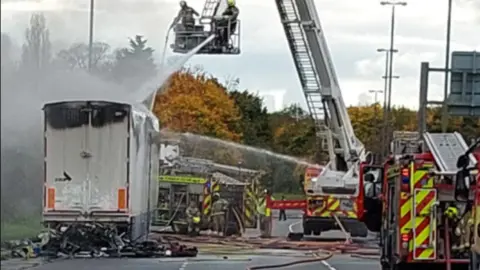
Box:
[303,226,312,235]
[351,227,368,237]
[313,230,321,236]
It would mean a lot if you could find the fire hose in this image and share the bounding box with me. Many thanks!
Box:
[246,251,333,270]
[155,193,186,232]
[159,233,379,255]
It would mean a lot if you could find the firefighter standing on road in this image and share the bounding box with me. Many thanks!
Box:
[279,195,287,221]
[446,204,474,251]
[211,192,229,236]
[459,209,474,250]
[257,189,272,238]
[445,205,461,251]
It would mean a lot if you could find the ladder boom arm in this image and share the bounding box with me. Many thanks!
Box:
[276,0,365,167]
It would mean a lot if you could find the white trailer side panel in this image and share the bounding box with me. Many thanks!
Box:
[128,106,160,217]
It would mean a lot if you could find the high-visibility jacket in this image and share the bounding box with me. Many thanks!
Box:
[257,197,267,216]
[257,196,273,217]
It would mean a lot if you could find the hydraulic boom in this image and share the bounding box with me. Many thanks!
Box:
[274,0,367,196]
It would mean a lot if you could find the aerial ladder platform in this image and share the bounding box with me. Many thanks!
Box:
[423,132,477,173]
[274,0,367,194]
[275,0,326,136]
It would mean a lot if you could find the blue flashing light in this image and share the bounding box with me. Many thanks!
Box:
[401,168,409,184]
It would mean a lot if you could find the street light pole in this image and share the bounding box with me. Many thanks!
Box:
[441,0,453,132]
[377,48,398,158]
[381,1,406,112]
[369,90,383,105]
[369,89,384,158]
[88,0,95,71]
[380,1,406,156]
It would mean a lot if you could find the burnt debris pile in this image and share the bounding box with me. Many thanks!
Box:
[41,223,198,258]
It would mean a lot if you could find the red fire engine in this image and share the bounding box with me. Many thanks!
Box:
[267,164,380,237]
[377,135,479,270]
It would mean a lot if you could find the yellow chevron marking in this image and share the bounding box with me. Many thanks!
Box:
[420,248,433,259]
[400,195,411,234]
[414,217,430,246]
[413,188,437,260]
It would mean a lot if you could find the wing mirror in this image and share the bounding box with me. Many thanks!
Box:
[454,169,472,202]
[456,154,470,169]
[364,173,375,183]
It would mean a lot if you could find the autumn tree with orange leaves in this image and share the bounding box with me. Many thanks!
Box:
[154,69,242,142]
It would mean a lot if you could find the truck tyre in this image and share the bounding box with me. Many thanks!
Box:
[303,225,312,235]
[313,229,321,236]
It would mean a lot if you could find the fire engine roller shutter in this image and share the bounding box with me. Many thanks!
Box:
[203,180,212,216]
[243,183,257,228]
[411,161,437,260]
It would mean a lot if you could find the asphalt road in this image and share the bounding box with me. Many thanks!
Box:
[3,210,381,270]
[29,253,380,270]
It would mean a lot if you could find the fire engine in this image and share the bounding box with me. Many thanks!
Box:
[170,0,378,238]
[377,134,479,270]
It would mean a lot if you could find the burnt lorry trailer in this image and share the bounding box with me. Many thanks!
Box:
[42,101,160,242]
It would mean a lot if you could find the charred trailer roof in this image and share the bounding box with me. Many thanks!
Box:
[43,101,131,130]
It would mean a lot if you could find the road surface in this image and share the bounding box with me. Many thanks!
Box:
[2,210,381,270]
[25,253,380,270]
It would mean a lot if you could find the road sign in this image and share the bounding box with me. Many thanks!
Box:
[448,51,480,116]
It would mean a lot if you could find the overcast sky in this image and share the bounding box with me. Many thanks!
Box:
[1,0,479,111]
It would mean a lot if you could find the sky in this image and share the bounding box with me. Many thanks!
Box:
[1,0,479,111]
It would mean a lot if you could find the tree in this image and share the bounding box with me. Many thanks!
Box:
[56,42,112,75]
[270,105,318,159]
[20,13,51,74]
[154,70,242,142]
[112,35,156,86]
[348,104,384,154]
[229,90,272,148]
[1,33,14,71]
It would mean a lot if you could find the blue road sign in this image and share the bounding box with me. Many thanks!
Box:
[448,51,480,116]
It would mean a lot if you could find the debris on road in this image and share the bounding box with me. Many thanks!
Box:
[155,233,380,258]
[40,223,198,259]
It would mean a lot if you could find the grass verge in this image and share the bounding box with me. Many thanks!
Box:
[1,218,41,241]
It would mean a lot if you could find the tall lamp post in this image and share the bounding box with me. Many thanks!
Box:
[369,89,383,105]
[377,48,398,158]
[369,89,384,159]
[88,0,95,71]
[441,0,453,132]
[380,1,406,156]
